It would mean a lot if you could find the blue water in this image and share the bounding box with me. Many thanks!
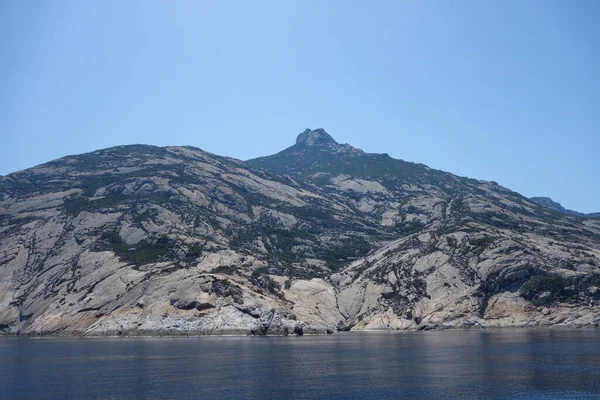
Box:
[1,329,599,399]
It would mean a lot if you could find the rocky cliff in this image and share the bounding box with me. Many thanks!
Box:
[529,196,600,218]
[1,129,599,336]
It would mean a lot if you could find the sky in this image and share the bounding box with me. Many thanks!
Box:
[1,1,599,213]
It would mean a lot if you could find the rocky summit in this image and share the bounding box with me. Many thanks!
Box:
[1,129,600,336]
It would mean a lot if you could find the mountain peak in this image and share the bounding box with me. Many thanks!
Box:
[296,128,338,146]
[247,128,365,176]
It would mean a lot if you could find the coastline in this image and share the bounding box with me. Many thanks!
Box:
[2,322,598,339]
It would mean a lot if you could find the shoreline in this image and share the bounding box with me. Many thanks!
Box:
[2,323,598,339]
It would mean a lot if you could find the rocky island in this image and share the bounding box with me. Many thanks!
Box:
[1,129,599,336]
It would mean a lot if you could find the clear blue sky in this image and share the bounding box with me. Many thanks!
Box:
[1,1,598,212]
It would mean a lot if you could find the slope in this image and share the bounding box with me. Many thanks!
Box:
[0,130,599,335]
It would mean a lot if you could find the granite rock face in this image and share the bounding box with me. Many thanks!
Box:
[1,130,599,336]
[529,196,600,218]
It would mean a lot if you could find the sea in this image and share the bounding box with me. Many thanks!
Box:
[1,329,599,399]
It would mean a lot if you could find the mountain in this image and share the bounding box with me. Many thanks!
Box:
[529,196,600,218]
[1,130,599,336]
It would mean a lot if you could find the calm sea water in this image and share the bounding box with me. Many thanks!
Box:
[1,329,599,399]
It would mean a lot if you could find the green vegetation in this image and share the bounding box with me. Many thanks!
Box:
[81,175,123,196]
[231,217,373,272]
[451,197,469,215]
[446,236,458,248]
[64,195,128,216]
[247,145,455,190]
[291,206,333,222]
[469,236,498,255]
[519,274,600,305]
[394,221,425,236]
[213,279,244,304]
[185,242,204,262]
[304,153,429,180]
[212,265,235,275]
[100,231,176,266]
[320,238,372,269]
[250,268,281,294]
[64,145,168,172]
[469,236,497,248]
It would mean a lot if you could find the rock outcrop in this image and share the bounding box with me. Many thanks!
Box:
[530,196,600,218]
[0,130,599,336]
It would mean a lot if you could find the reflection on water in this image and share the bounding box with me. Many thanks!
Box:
[1,329,599,399]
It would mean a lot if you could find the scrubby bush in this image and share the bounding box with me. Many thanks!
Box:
[213,265,235,275]
[100,232,175,266]
[519,274,600,305]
